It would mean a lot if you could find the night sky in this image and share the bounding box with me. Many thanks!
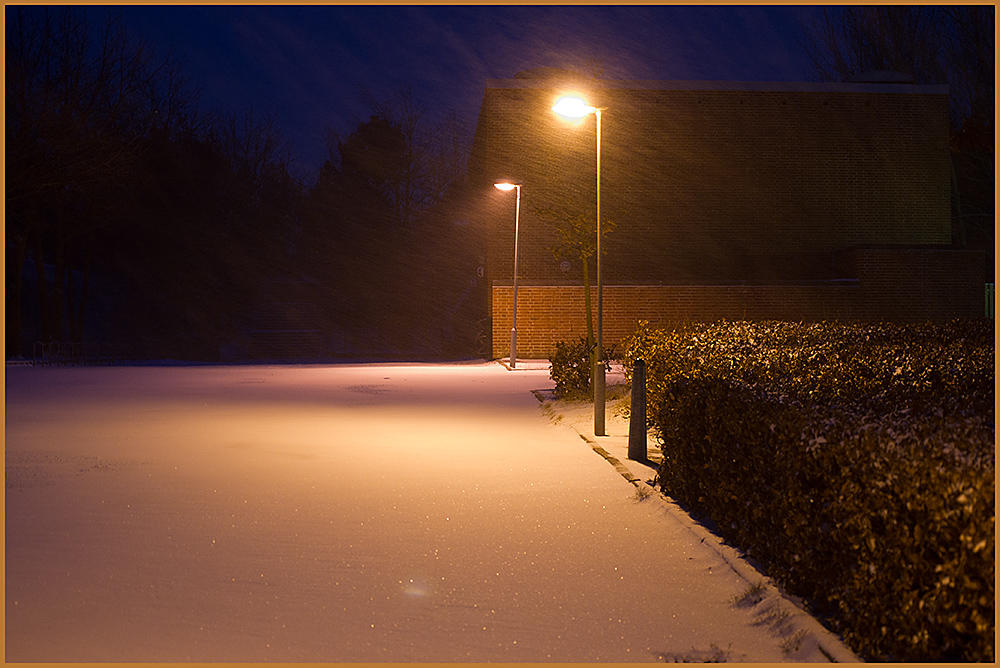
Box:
[117,4,832,181]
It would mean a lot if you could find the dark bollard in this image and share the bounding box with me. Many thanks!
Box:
[628,358,647,461]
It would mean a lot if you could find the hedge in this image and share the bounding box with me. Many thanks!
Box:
[621,319,994,662]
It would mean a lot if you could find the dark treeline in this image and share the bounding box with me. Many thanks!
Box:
[6,7,485,361]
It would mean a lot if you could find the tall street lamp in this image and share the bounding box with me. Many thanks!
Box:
[494,181,521,368]
[552,95,606,436]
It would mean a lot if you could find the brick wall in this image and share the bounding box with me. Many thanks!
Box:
[491,246,986,359]
[492,282,861,359]
[839,247,987,321]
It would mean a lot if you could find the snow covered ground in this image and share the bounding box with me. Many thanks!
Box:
[5,361,859,662]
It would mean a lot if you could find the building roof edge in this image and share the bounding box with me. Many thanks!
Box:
[484,78,949,95]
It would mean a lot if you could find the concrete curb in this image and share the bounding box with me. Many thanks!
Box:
[497,358,552,371]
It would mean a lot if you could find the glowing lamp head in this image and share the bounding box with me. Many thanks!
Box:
[552,96,596,118]
[494,182,518,191]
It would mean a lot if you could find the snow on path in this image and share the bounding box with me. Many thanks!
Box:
[6,362,852,662]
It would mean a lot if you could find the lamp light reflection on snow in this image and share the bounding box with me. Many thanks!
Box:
[402,576,430,597]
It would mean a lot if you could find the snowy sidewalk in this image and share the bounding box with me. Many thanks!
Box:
[6,361,859,662]
[527,364,860,663]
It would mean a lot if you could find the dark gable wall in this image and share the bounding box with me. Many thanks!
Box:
[469,78,980,357]
[470,79,951,285]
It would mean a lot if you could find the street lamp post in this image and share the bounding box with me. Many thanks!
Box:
[552,96,606,436]
[494,181,521,368]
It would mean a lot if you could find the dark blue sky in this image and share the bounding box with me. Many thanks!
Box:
[118,5,831,181]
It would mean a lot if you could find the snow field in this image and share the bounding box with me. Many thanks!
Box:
[6,363,855,662]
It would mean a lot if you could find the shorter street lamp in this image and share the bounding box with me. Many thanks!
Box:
[494,181,521,368]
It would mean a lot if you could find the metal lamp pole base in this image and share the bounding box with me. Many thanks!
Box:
[594,359,606,436]
[510,328,517,369]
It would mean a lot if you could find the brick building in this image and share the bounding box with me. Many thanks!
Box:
[467,71,986,358]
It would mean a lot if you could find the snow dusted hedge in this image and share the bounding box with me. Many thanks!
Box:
[621,319,994,663]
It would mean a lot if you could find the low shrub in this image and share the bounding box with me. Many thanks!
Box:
[549,337,614,399]
[622,319,994,662]
[549,338,593,399]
